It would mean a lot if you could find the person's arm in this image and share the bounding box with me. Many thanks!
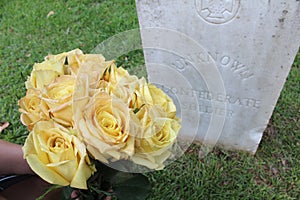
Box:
[0,125,62,199]
[0,140,33,176]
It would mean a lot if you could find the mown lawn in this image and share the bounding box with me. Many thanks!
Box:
[0,0,299,199]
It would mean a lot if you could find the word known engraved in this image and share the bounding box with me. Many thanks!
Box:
[172,52,254,80]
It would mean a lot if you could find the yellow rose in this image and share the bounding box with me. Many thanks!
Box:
[42,75,75,127]
[74,59,114,98]
[22,121,95,189]
[46,49,106,76]
[132,106,181,170]
[45,48,84,75]
[102,62,135,84]
[25,58,65,90]
[74,59,138,102]
[75,92,138,164]
[101,62,144,104]
[132,83,177,119]
[79,53,106,70]
[25,49,88,89]
[18,89,50,130]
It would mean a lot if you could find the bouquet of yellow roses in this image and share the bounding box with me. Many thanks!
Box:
[18,49,181,199]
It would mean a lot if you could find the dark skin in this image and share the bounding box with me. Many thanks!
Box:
[0,139,33,176]
[0,122,33,176]
[0,122,60,200]
[0,123,110,200]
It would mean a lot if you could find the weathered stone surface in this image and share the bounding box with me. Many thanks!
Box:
[136,0,300,153]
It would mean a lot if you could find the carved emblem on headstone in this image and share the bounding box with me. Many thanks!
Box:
[195,0,240,24]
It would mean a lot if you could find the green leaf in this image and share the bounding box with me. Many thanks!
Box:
[90,185,113,196]
[96,161,119,181]
[111,173,151,200]
[94,162,152,199]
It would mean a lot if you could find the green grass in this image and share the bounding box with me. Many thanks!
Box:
[0,1,299,199]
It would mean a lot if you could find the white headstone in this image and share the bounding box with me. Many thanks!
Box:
[135,0,300,153]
